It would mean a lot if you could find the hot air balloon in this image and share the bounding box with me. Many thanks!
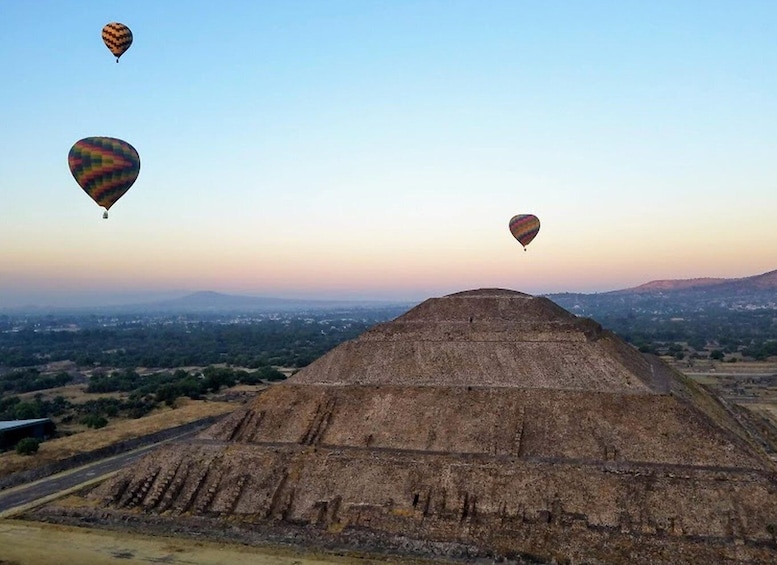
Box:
[509,214,540,251]
[68,137,140,219]
[102,22,133,62]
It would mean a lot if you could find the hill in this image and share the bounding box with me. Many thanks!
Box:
[547,269,777,359]
[0,290,414,315]
[620,269,777,294]
[133,291,410,313]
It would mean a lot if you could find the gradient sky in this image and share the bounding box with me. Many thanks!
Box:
[1,1,776,307]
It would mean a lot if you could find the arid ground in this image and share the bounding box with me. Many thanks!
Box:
[0,520,441,565]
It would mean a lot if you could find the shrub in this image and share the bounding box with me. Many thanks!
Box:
[13,401,41,420]
[15,437,40,455]
[81,414,108,429]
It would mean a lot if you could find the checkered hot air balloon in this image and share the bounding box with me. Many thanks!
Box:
[508,214,541,251]
[68,137,140,219]
[102,22,133,62]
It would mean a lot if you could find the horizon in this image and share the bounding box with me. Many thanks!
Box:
[2,2,776,308]
[2,266,774,310]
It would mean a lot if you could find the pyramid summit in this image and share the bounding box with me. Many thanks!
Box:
[291,288,669,393]
[50,290,777,564]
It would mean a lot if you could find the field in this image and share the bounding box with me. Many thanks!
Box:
[0,520,439,565]
[666,358,777,447]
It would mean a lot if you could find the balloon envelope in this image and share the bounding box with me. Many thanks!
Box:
[102,22,133,61]
[508,214,540,249]
[68,137,140,212]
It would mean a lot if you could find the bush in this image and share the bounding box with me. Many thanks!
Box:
[14,401,41,420]
[15,437,40,455]
[255,365,287,382]
[81,414,108,429]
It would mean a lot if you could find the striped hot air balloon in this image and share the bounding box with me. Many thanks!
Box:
[102,22,133,62]
[508,214,540,251]
[68,137,140,219]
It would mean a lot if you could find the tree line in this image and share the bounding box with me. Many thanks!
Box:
[0,316,378,369]
[0,365,286,435]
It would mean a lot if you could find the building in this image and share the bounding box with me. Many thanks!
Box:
[0,418,55,451]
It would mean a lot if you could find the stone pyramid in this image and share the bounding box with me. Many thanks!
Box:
[85,290,777,564]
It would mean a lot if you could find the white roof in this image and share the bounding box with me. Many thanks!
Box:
[0,418,52,432]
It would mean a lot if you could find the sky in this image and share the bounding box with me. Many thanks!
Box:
[1,1,776,307]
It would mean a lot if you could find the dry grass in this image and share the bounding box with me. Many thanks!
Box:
[0,399,234,477]
[18,384,121,404]
[668,358,777,376]
[0,520,435,565]
[226,384,267,393]
[685,374,719,386]
[748,403,777,425]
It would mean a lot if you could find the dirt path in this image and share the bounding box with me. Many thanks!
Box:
[0,520,432,565]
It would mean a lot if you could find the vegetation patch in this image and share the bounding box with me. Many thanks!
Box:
[0,399,234,476]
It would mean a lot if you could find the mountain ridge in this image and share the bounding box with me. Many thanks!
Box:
[3,269,774,314]
[613,268,777,294]
[148,291,402,311]
[0,291,414,314]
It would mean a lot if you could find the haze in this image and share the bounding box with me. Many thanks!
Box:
[2,1,775,308]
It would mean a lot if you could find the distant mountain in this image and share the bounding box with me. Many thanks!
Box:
[616,269,777,294]
[114,291,414,314]
[547,268,777,321]
[622,277,728,292]
[546,269,777,357]
[150,291,323,311]
[0,290,415,316]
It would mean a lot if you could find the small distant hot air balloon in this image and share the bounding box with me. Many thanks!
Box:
[509,214,540,251]
[68,137,140,219]
[102,22,133,62]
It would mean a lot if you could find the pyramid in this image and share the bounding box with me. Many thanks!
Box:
[80,290,777,564]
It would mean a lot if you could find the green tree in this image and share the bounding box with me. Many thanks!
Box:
[255,365,286,382]
[81,414,108,429]
[15,437,40,455]
[155,383,181,407]
[14,401,41,420]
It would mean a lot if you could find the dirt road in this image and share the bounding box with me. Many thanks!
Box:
[0,427,210,518]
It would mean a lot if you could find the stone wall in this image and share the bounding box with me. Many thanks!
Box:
[92,441,777,564]
[199,384,766,469]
